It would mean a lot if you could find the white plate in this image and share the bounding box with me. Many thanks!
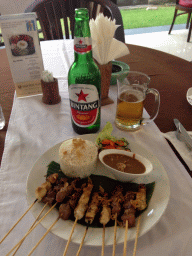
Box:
[187,87,192,105]
[26,134,170,246]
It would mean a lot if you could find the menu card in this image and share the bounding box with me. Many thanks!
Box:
[0,13,44,97]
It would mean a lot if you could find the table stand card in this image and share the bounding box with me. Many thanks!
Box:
[0,13,44,97]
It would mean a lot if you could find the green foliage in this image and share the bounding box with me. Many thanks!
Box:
[120,6,187,29]
[0,7,188,42]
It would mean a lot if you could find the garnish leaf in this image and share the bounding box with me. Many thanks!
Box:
[95,122,130,151]
[96,122,115,144]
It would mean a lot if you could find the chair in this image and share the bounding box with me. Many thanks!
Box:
[24,0,125,42]
[168,0,192,42]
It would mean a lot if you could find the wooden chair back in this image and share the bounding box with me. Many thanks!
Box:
[169,0,192,42]
[25,0,125,42]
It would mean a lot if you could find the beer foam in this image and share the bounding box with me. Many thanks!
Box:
[120,89,144,103]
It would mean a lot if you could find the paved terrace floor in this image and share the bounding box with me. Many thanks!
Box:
[121,5,192,62]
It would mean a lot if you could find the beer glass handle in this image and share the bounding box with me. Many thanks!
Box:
[142,88,160,125]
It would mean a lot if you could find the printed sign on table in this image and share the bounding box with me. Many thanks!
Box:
[0,13,44,97]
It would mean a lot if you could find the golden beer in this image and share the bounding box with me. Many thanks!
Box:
[115,89,144,129]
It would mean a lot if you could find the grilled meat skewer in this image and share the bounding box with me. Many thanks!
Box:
[35,173,60,201]
[59,189,82,220]
[110,186,124,220]
[100,192,111,226]
[85,192,100,224]
[131,184,147,211]
[56,179,78,202]
[74,179,94,220]
[121,191,136,228]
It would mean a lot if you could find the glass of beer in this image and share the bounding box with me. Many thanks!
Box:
[115,71,160,131]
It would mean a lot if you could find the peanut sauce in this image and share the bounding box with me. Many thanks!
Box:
[103,154,145,174]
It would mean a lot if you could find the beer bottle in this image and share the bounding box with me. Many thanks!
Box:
[68,8,101,135]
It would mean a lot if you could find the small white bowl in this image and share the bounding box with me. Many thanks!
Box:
[99,149,153,182]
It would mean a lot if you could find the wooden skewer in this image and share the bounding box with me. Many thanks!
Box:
[27,216,60,256]
[112,214,118,256]
[63,217,78,256]
[101,225,105,256]
[76,224,89,256]
[123,220,129,256]
[132,216,141,256]
[0,199,37,245]
[6,202,57,256]
[12,203,48,256]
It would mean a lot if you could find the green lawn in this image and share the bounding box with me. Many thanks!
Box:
[121,6,187,29]
[0,6,188,42]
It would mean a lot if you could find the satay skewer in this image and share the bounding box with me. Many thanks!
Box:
[25,177,80,256]
[102,225,106,256]
[100,192,111,256]
[121,191,136,256]
[27,216,60,256]
[6,202,57,256]
[12,202,49,256]
[6,172,147,256]
[112,214,118,256]
[0,199,38,245]
[110,186,124,256]
[63,217,78,256]
[0,178,53,245]
[33,185,83,256]
[26,174,76,256]
[6,174,62,255]
[123,220,129,256]
[132,215,141,256]
[76,191,101,256]
[76,224,89,256]
[63,179,93,256]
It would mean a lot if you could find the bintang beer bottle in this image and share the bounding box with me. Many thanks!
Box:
[68,8,101,134]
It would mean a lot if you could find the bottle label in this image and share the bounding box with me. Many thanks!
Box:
[74,37,92,54]
[69,84,100,127]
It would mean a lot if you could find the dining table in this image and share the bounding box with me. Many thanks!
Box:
[0,39,192,256]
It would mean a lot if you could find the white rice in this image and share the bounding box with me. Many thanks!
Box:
[59,138,98,178]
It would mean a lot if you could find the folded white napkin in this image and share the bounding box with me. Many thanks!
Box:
[163,131,192,170]
[89,13,129,65]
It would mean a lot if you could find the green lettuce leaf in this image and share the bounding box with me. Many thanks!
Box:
[95,122,116,144]
[95,122,130,150]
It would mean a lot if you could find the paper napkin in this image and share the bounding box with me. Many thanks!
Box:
[163,131,192,170]
[89,13,129,65]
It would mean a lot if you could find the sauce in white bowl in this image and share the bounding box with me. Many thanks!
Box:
[99,149,153,182]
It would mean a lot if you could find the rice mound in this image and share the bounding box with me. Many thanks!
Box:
[59,138,98,178]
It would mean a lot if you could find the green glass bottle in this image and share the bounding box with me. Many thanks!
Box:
[68,8,101,135]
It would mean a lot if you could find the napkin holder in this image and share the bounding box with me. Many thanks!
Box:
[95,60,114,106]
[41,78,61,105]
[110,61,130,85]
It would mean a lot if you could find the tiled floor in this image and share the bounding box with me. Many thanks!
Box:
[125,29,192,62]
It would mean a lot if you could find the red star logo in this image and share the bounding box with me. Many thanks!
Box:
[76,90,89,102]
[79,39,83,44]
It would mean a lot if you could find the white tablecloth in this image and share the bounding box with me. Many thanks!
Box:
[1,40,192,256]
